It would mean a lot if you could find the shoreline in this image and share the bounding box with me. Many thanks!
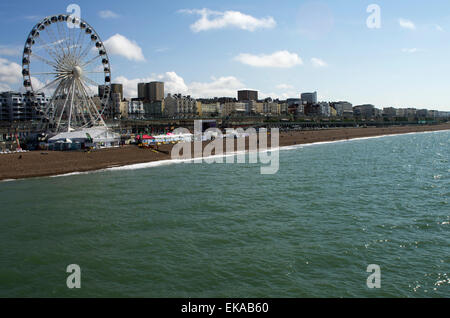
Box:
[1,123,449,182]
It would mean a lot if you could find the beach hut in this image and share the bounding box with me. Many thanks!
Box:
[141,135,156,146]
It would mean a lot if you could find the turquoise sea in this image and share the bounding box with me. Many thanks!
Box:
[0,130,449,297]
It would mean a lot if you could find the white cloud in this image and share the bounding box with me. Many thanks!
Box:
[259,91,298,100]
[115,76,149,98]
[234,50,303,68]
[180,8,276,32]
[24,16,42,22]
[189,76,245,97]
[103,34,146,62]
[276,84,294,90]
[262,84,300,100]
[435,24,444,32]
[0,83,11,91]
[30,77,52,94]
[401,48,428,54]
[161,72,190,95]
[115,72,245,98]
[399,18,416,30]
[0,57,22,85]
[311,57,328,68]
[116,72,307,100]
[99,10,120,19]
[155,47,169,53]
[402,48,419,54]
[0,45,21,57]
[115,72,188,98]
[0,58,54,93]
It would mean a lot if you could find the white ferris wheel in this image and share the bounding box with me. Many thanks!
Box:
[22,14,112,133]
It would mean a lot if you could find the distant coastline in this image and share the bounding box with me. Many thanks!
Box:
[1,123,449,182]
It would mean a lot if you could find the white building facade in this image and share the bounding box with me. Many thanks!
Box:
[164,94,197,118]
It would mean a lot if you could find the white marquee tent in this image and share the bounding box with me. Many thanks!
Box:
[48,127,120,148]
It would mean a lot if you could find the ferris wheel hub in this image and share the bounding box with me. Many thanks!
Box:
[72,66,83,79]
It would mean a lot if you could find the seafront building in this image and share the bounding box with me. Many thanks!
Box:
[263,99,280,116]
[221,102,236,117]
[329,105,337,117]
[102,82,450,121]
[416,109,429,118]
[301,92,318,105]
[138,82,164,102]
[353,104,376,119]
[128,99,145,119]
[304,102,331,117]
[0,91,48,122]
[332,102,353,118]
[1,84,449,126]
[234,102,249,115]
[98,83,125,119]
[250,100,264,114]
[197,102,221,117]
[382,107,397,119]
[164,94,197,118]
[144,100,165,118]
[238,90,258,102]
[287,99,304,115]
[396,108,417,118]
[318,102,331,117]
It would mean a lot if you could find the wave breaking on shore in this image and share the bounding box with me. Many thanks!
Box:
[34,129,449,180]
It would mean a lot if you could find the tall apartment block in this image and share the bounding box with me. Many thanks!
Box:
[301,92,318,105]
[237,90,258,102]
[138,82,164,102]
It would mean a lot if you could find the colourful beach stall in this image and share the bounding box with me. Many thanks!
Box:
[138,133,194,146]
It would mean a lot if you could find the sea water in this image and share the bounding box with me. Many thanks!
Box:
[0,130,448,297]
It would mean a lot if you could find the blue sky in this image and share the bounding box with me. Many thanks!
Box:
[1,0,450,110]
